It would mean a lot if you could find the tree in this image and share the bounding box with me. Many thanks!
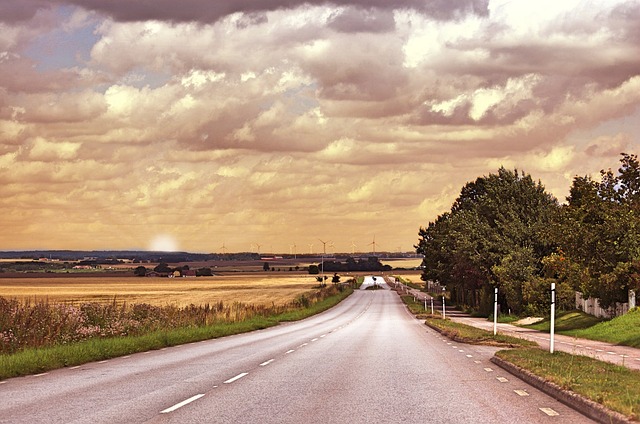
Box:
[263,262,270,271]
[308,264,319,275]
[557,153,640,308]
[153,262,172,274]
[332,273,340,284]
[417,167,559,314]
[133,266,147,277]
[196,267,213,277]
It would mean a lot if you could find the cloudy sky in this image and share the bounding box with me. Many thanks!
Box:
[1,0,639,254]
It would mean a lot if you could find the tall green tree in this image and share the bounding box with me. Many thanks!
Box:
[417,168,559,314]
[557,153,640,308]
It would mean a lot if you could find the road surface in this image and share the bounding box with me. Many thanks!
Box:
[0,280,594,423]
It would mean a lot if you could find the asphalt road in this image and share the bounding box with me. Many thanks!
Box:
[0,280,595,423]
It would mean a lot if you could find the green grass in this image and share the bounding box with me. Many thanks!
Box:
[424,317,536,348]
[524,309,603,333]
[496,348,640,420]
[524,308,640,348]
[0,287,353,380]
[399,295,534,347]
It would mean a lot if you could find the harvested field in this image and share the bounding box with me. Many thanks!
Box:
[0,274,318,307]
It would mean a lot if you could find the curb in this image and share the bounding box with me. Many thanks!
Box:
[490,356,634,424]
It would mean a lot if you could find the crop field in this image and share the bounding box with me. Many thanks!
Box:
[381,258,422,269]
[0,274,318,307]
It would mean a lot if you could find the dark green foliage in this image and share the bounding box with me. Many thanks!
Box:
[417,167,559,315]
[557,153,640,308]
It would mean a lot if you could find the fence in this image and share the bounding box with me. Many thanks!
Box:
[575,290,636,319]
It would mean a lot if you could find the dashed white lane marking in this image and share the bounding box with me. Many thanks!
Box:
[34,373,49,377]
[311,338,319,342]
[69,366,81,370]
[143,352,151,355]
[466,355,473,358]
[540,408,560,416]
[0,381,7,385]
[98,361,108,364]
[160,394,205,414]
[458,350,464,353]
[514,390,529,396]
[607,352,617,355]
[320,334,326,338]
[286,350,295,354]
[484,368,493,372]
[497,377,508,383]
[260,359,275,367]
[474,361,481,364]
[224,373,248,384]
[299,343,308,347]
[122,356,130,359]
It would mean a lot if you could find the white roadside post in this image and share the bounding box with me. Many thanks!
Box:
[424,296,427,311]
[442,287,446,320]
[431,297,434,315]
[493,287,498,336]
[550,283,556,353]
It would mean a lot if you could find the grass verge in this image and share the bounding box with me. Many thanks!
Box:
[496,348,640,420]
[0,287,352,380]
[400,295,534,347]
[525,308,640,348]
[424,317,536,348]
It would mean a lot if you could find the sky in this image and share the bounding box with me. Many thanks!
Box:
[1,0,639,254]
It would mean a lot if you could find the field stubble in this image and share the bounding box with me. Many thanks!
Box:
[0,273,317,307]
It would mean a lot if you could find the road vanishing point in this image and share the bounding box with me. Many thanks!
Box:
[0,277,595,423]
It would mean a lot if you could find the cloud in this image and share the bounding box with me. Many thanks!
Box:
[1,0,639,252]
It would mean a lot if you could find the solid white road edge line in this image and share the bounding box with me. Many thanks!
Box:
[224,372,248,384]
[160,394,205,414]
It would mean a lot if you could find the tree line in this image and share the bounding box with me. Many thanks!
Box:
[416,153,640,316]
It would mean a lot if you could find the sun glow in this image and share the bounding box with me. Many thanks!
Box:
[149,234,179,252]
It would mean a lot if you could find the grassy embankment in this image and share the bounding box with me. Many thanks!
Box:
[399,295,640,420]
[0,285,353,380]
[523,308,640,348]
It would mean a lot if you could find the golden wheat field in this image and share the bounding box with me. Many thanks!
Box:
[0,274,318,307]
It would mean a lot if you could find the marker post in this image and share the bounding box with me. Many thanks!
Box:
[550,283,556,353]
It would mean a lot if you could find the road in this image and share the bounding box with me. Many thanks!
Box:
[0,279,594,423]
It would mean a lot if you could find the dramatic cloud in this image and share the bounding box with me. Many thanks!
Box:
[1,0,639,252]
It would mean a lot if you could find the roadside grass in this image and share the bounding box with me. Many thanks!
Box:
[524,308,640,348]
[524,309,603,333]
[423,317,536,348]
[0,287,352,380]
[496,348,640,420]
[400,295,533,347]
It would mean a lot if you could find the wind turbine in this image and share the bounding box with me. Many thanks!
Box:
[289,243,297,258]
[252,243,262,254]
[318,239,332,286]
[369,235,377,256]
[220,241,227,254]
[351,240,357,255]
[308,243,314,254]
